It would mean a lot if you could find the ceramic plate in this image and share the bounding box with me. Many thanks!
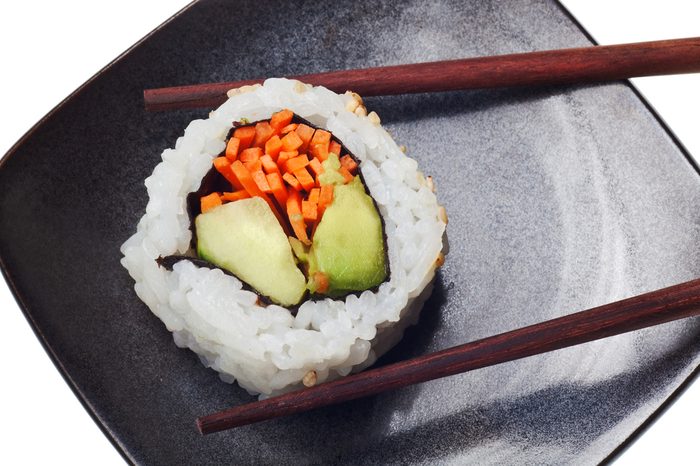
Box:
[1,0,698,464]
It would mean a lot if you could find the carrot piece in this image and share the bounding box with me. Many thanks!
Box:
[266,172,288,206]
[312,272,329,294]
[290,212,310,245]
[231,160,287,227]
[308,188,320,204]
[318,184,334,212]
[213,156,245,191]
[339,166,354,184]
[286,187,301,214]
[308,157,324,178]
[280,123,298,134]
[239,147,263,163]
[283,172,303,191]
[200,192,222,213]
[264,135,283,160]
[252,121,275,147]
[230,160,261,196]
[233,126,256,150]
[310,143,329,161]
[225,137,241,161]
[270,109,293,132]
[309,129,331,154]
[286,188,310,245]
[283,154,310,174]
[277,150,298,168]
[251,169,272,193]
[260,154,281,175]
[244,159,262,173]
[213,156,230,172]
[340,154,358,174]
[221,190,251,202]
[295,124,315,153]
[302,200,318,222]
[329,140,342,157]
[280,131,303,152]
[293,167,315,191]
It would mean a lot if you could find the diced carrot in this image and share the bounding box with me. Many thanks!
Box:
[339,166,354,184]
[200,192,222,213]
[329,140,342,157]
[312,272,329,294]
[266,172,288,206]
[308,188,320,204]
[309,129,331,153]
[251,169,272,193]
[302,200,318,222]
[295,124,315,153]
[340,154,358,173]
[277,150,298,168]
[293,167,315,191]
[213,156,245,191]
[286,188,310,245]
[225,137,241,161]
[264,135,283,160]
[310,143,329,161]
[253,121,275,147]
[286,187,301,214]
[213,156,230,172]
[233,126,256,150]
[283,172,303,191]
[280,123,298,134]
[290,213,310,244]
[270,109,293,132]
[308,157,324,178]
[260,154,281,175]
[239,147,263,163]
[244,159,262,173]
[319,184,334,213]
[280,131,303,152]
[221,190,251,202]
[284,154,309,174]
[230,160,261,196]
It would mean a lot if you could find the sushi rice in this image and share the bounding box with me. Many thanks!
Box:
[120,78,446,396]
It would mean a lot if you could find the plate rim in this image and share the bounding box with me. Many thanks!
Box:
[0,2,199,464]
[554,2,700,463]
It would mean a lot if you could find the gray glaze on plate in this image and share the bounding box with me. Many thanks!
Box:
[0,0,698,464]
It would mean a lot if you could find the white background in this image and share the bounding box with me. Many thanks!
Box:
[0,1,697,464]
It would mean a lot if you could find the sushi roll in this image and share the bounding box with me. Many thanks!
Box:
[120,79,447,396]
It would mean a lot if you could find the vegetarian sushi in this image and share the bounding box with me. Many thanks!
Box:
[121,79,447,396]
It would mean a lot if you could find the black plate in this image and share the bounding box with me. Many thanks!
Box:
[1,0,698,464]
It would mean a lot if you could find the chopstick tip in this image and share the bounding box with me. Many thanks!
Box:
[195,417,207,435]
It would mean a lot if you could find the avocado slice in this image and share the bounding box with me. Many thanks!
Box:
[195,198,306,306]
[307,176,387,296]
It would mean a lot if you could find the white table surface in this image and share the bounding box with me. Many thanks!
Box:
[0,1,697,464]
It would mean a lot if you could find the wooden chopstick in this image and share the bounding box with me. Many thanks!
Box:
[197,277,700,434]
[145,37,700,111]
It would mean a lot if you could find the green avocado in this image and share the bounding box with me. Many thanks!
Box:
[318,153,346,186]
[307,176,387,295]
[195,198,306,306]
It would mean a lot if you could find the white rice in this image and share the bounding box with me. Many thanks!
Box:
[120,78,446,396]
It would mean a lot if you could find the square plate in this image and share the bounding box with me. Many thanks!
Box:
[1,0,698,464]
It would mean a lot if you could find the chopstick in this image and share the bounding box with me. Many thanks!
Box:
[146,37,700,111]
[197,277,700,434]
